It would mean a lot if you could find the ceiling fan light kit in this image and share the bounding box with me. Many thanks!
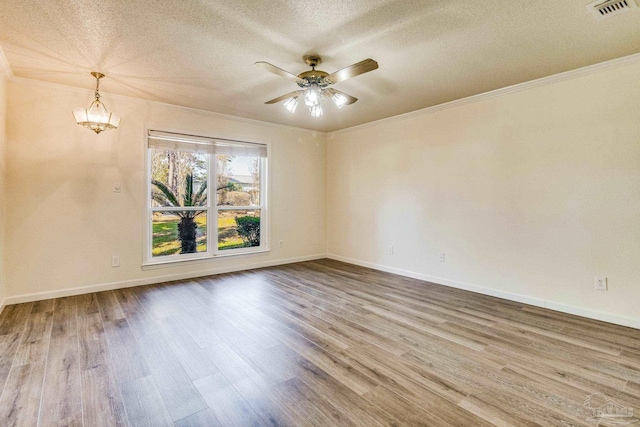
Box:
[73,72,121,134]
[255,55,378,118]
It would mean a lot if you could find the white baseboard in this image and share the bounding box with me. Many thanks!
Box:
[6,253,638,330]
[4,254,326,306]
[327,254,640,330]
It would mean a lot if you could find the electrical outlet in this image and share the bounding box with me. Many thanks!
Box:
[388,246,394,255]
[279,241,284,248]
[439,253,445,263]
[594,277,607,291]
[111,256,120,267]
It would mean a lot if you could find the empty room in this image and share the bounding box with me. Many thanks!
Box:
[0,1,639,426]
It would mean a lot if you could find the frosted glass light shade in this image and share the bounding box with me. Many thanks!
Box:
[283,96,299,113]
[73,99,121,134]
[331,92,348,109]
[309,104,323,118]
[303,84,321,107]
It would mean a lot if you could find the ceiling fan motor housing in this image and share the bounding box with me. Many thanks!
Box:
[298,55,331,87]
[297,70,330,87]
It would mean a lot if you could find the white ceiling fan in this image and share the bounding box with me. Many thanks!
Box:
[254,55,379,118]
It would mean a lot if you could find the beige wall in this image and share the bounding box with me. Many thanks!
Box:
[3,58,639,327]
[0,73,6,308]
[5,78,327,301]
[327,60,640,326]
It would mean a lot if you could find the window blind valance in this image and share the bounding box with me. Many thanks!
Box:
[148,130,267,157]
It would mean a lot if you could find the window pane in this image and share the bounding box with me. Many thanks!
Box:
[218,209,260,250]
[216,155,260,206]
[152,211,207,257]
[151,149,208,208]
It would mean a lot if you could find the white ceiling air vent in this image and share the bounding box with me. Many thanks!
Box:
[586,0,637,20]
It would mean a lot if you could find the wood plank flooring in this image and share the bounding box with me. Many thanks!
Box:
[0,259,639,426]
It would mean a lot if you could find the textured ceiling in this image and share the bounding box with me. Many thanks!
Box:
[1,0,640,132]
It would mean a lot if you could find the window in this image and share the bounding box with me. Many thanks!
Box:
[145,130,268,265]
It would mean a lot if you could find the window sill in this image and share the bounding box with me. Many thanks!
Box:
[141,248,270,270]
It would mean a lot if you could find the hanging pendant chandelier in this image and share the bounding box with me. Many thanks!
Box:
[73,72,121,134]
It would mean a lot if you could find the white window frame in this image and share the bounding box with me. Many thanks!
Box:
[143,129,269,267]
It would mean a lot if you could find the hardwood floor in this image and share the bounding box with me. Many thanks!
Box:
[0,259,639,426]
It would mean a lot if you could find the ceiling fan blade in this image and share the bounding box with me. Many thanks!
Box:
[254,62,303,83]
[265,90,303,104]
[327,88,358,105]
[326,58,378,84]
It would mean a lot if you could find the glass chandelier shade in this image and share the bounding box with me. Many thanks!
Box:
[73,72,121,134]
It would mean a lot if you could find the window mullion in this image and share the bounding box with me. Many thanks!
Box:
[260,157,266,249]
[151,206,204,212]
[217,205,264,211]
[210,153,216,255]
[147,148,153,262]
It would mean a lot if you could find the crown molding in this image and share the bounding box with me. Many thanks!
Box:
[0,45,13,80]
[329,52,640,137]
